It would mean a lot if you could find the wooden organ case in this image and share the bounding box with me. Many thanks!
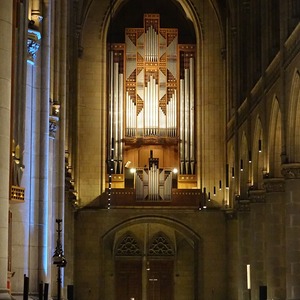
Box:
[108,14,196,201]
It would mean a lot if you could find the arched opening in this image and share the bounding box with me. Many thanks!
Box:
[102,219,201,300]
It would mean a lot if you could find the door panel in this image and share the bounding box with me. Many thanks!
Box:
[116,260,142,300]
[147,260,173,300]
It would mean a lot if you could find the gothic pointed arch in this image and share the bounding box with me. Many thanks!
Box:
[253,116,264,189]
[287,70,300,162]
[240,131,249,198]
[268,96,282,177]
[115,232,142,257]
[148,231,175,257]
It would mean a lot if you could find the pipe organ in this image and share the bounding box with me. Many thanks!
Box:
[108,14,196,196]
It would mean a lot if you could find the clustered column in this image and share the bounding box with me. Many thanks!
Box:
[0,1,13,299]
[263,178,285,299]
[282,163,300,300]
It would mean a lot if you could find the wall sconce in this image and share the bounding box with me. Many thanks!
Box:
[258,139,262,152]
[231,167,235,178]
[248,150,252,163]
[226,164,229,189]
[219,180,222,190]
[240,159,244,171]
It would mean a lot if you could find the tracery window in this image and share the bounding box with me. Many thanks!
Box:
[115,233,142,256]
[148,233,174,256]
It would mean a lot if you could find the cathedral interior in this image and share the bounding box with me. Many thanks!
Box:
[0,0,300,299]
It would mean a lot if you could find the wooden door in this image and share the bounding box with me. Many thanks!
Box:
[115,260,142,300]
[147,260,173,300]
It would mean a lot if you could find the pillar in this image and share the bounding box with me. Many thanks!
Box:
[282,163,300,300]
[0,1,13,299]
[263,178,286,299]
[248,190,266,299]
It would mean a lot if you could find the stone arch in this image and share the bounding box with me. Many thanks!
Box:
[268,96,282,177]
[228,142,235,207]
[253,116,264,189]
[240,131,249,198]
[101,216,203,299]
[287,69,300,162]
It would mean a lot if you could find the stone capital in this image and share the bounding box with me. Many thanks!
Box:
[263,178,285,193]
[281,163,300,179]
[27,29,41,65]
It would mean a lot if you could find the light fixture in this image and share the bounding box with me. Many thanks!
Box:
[231,167,235,178]
[52,219,67,300]
[248,150,252,163]
[203,187,207,208]
[240,159,243,171]
[219,180,222,190]
[226,164,229,189]
[258,139,262,152]
[172,168,178,174]
[130,168,136,174]
[213,186,216,196]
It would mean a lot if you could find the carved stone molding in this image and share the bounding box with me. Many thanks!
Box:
[263,178,285,193]
[27,29,41,64]
[248,189,266,203]
[281,163,300,179]
[49,116,59,139]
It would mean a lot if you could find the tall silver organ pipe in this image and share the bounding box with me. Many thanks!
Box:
[180,79,185,173]
[180,59,195,174]
[189,57,195,172]
[126,92,136,137]
[114,62,119,163]
[145,25,158,62]
[184,68,190,170]
[144,76,159,135]
[109,53,123,174]
[166,91,177,137]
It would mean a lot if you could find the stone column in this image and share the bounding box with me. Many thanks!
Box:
[248,190,266,299]
[263,178,286,299]
[0,1,13,299]
[282,163,300,300]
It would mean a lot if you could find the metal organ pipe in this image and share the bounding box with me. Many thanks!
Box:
[113,62,119,166]
[119,73,124,167]
[184,69,190,174]
[109,52,114,154]
[180,79,185,173]
[189,58,195,173]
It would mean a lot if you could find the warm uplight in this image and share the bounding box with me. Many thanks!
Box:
[130,168,136,174]
[172,168,178,174]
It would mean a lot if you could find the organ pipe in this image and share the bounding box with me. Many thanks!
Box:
[180,79,185,173]
[184,69,190,163]
[109,51,114,154]
[179,58,195,174]
[190,57,195,162]
[113,62,119,163]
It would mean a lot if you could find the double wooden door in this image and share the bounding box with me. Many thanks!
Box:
[115,260,173,300]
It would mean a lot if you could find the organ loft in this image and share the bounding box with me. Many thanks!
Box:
[107,14,198,202]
